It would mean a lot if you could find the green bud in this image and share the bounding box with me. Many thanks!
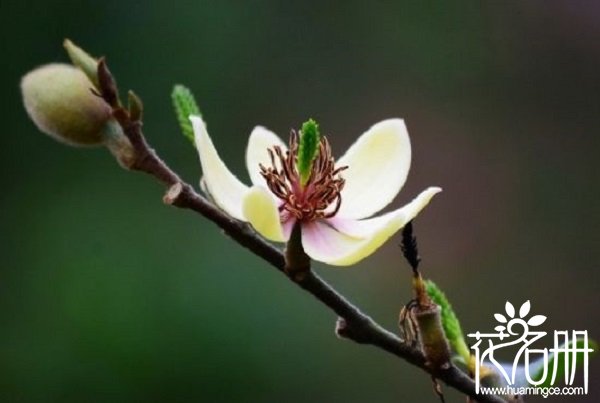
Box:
[298,119,321,186]
[171,84,200,143]
[21,63,112,147]
[63,39,100,88]
[425,280,470,363]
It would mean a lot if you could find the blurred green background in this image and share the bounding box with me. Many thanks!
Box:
[1,1,599,402]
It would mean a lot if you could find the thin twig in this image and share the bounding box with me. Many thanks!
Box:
[432,376,447,403]
[95,60,505,403]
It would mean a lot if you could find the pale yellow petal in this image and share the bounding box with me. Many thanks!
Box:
[191,116,248,221]
[245,126,287,186]
[336,119,412,219]
[242,186,293,242]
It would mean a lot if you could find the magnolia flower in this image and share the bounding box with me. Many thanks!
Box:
[191,116,440,266]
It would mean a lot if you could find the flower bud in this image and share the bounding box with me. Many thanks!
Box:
[21,63,111,146]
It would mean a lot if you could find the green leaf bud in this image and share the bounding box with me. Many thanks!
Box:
[21,63,112,147]
[298,119,321,186]
[425,280,470,363]
[171,84,200,144]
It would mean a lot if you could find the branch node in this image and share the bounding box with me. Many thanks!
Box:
[335,317,349,339]
[415,304,452,371]
[335,317,370,344]
[164,182,184,205]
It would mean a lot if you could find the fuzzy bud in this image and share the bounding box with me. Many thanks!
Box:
[415,304,452,370]
[21,63,112,146]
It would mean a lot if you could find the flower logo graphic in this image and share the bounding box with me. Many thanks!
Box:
[468,300,593,395]
[492,301,547,338]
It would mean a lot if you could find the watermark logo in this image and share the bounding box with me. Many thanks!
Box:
[467,301,593,397]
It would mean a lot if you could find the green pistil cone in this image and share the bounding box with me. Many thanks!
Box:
[425,280,470,363]
[298,119,320,186]
[172,84,200,143]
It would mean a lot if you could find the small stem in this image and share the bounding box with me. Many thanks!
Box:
[413,272,431,308]
[400,222,451,372]
[401,221,421,276]
[284,223,310,281]
[401,221,431,308]
[432,376,446,403]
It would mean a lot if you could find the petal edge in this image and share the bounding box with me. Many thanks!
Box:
[192,116,248,220]
[302,186,441,266]
[245,126,287,187]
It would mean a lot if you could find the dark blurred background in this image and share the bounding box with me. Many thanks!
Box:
[1,1,598,402]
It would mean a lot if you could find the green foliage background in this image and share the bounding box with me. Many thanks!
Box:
[1,1,599,402]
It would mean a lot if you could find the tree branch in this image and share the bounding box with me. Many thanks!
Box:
[98,62,505,403]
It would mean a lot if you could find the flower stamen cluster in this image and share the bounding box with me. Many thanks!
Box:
[259,130,348,222]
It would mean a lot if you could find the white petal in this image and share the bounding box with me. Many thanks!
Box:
[302,187,441,266]
[245,126,287,187]
[242,186,294,242]
[191,116,248,221]
[336,119,412,219]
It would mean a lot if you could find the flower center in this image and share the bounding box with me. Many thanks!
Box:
[259,130,348,222]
